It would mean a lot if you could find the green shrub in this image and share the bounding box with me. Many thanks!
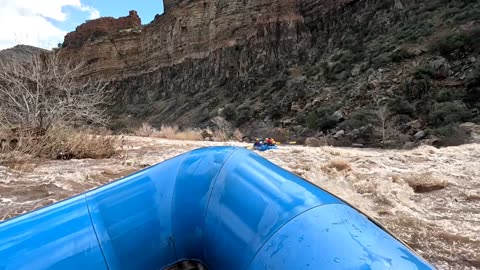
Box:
[430,124,470,146]
[395,21,434,43]
[412,66,435,79]
[340,109,377,130]
[199,108,211,122]
[328,50,358,75]
[472,115,480,124]
[466,62,480,88]
[403,76,432,100]
[332,62,350,74]
[305,65,321,79]
[125,104,153,118]
[452,8,480,23]
[371,53,392,69]
[436,90,452,103]
[429,101,470,126]
[236,107,251,125]
[465,64,480,104]
[320,62,337,81]
[429,27,480,59]
[391,47,415,62]
[388,98,416,116]
[272,76,287,91]
[270,103,283,120]
[306,105,340,131]
[436,88,465,102]
[223,104,237,120]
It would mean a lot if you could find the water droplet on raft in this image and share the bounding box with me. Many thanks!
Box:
[334,257,341,263]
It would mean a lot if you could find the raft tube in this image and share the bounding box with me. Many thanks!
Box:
[0,147,434,270]
[253,144,278,151]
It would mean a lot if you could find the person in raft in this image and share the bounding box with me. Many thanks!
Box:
[265,138,276,146]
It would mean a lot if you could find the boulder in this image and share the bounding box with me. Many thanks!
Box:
[208,117,233,134]
[347,129,360,137]
[413,130,426,141]
[333,130,345,138]
[429,56,450,79]
[398,134,412,143]
[459,122,480,143]
[406,119,423,130]
[201,129,214,140]
[332,110,345,122]
[305,137,325,147]
[351,65,361,77]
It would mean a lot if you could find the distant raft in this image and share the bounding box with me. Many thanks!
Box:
[253,144,278,151]
[252,137,278,151]
[0,147,435,270]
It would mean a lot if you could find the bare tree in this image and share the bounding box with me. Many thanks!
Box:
[374,96,398,145]
[0,52,112,131]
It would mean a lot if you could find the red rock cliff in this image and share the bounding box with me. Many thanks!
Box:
[59,0,306,77]
[63,10,141,48]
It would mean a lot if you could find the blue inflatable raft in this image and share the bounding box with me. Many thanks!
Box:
[0,147,434,270]
[253,144,278,151]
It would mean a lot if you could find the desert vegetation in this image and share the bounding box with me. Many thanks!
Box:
[0,52,116,163]
[133,122,244,142]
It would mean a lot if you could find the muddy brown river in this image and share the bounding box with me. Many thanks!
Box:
[1,136,479,269]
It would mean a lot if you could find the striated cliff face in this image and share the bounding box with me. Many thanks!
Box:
[63,11,141,48]
[60,0,307,77]
[59,0,480,148]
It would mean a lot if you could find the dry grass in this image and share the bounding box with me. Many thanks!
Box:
[136,123,203,141]
[134,123,242,142]
[0,126,118,163]
[155,125,179,139]
[174,129,203,141]
[134,123,158,137]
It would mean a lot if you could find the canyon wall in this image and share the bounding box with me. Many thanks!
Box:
[58,0,480,147]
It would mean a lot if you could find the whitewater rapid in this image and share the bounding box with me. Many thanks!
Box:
[0,137,479,269]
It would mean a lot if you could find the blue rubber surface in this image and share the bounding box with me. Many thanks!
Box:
[0,147,435,270]
[253,144,278,151]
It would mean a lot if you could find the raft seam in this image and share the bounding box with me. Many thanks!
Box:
[85,194,111,270]
[244,204,324,270]
[169,154,192,260]
[201,148,241,260]
[170,152,208,261]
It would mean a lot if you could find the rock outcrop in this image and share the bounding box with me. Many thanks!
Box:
[63,10,141,48]
[0,45,47,64]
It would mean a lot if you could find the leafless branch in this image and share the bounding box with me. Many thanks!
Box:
[0,51,112,131]
[373,96,398,144]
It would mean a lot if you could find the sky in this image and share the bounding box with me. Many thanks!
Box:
[0,0,164,50]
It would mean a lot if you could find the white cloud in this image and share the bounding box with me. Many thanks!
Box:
[0,0,100,50]
[80,6,101,20]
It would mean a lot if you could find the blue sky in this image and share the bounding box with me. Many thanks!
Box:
[0,0,165,50]
[78,0,164,27]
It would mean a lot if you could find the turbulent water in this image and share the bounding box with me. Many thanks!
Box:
[1,137,479,269]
